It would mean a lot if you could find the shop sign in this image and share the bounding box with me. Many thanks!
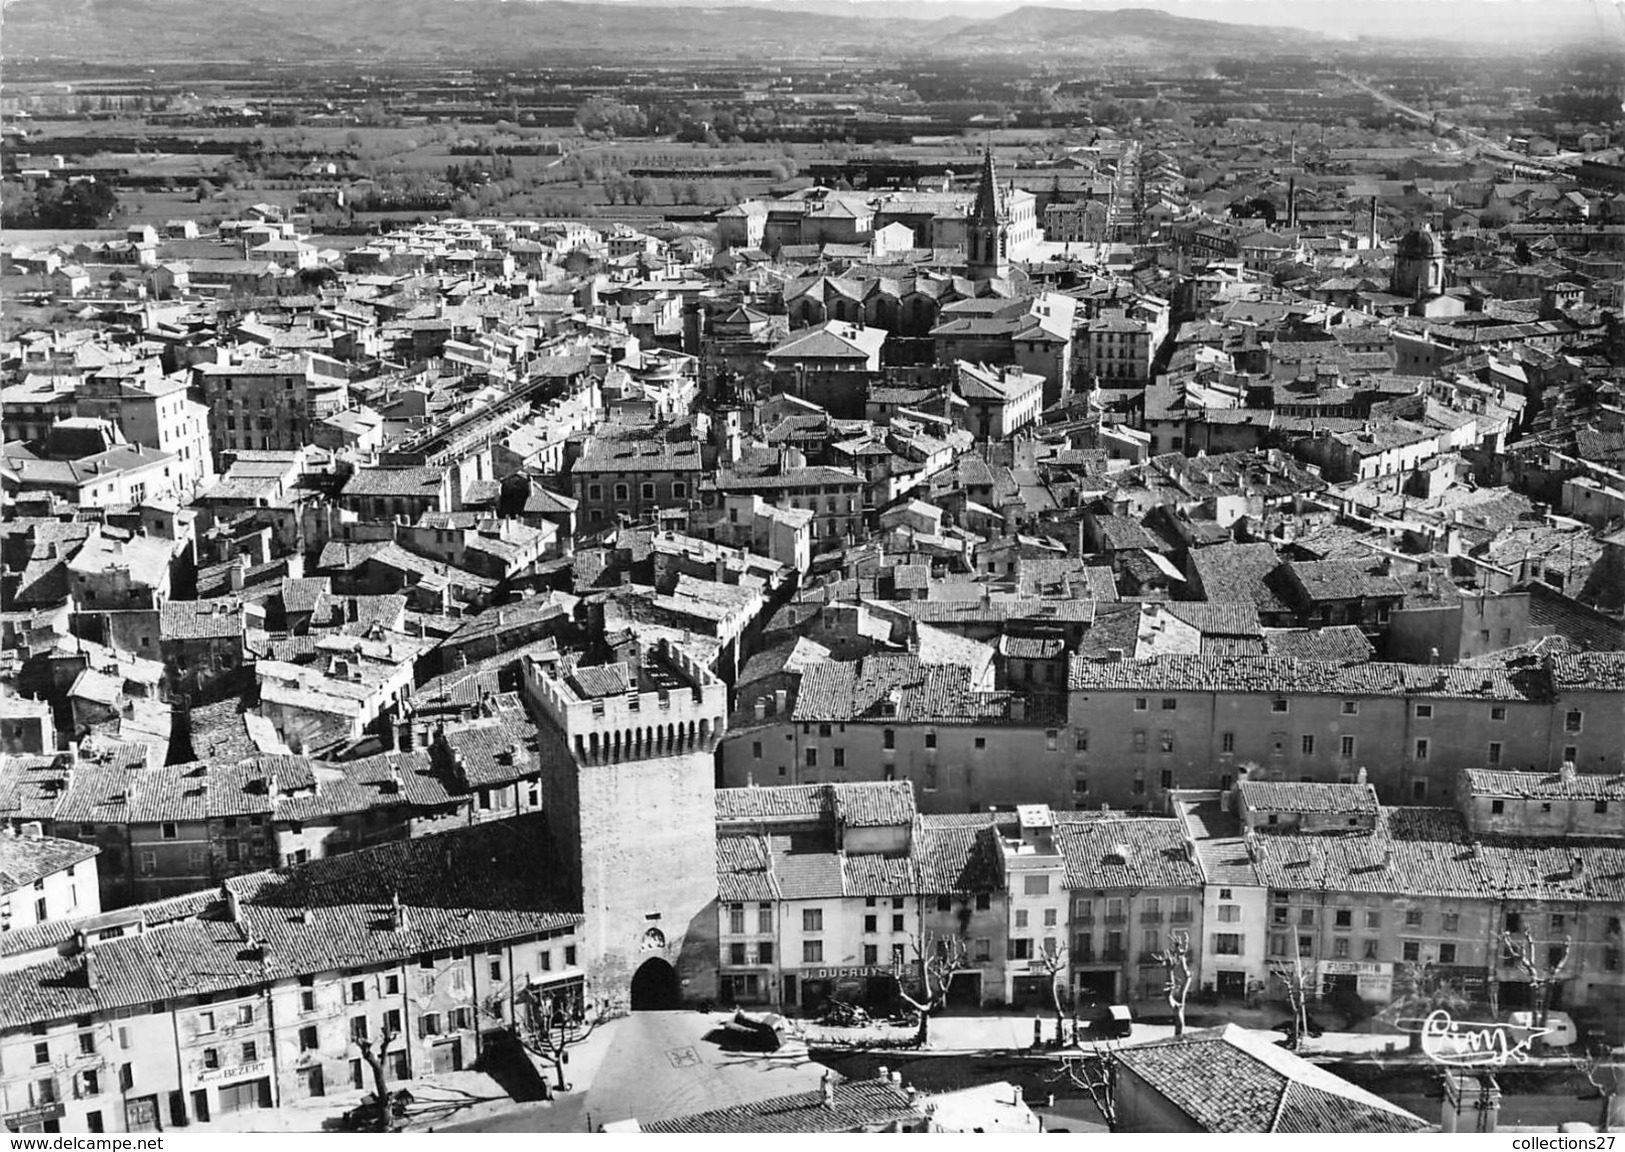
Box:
[194,1059,269,1086]
[1319,960,1391,977]
[4,1103,66,1129]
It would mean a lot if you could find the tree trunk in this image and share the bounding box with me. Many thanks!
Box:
[915,1011,930,1048]
[364,1046,394,1132]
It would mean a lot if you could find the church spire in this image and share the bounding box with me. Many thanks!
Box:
[972,143,1005,224]
[967,143,1010,281]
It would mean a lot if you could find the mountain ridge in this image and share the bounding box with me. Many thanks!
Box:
[4,0,1325,62]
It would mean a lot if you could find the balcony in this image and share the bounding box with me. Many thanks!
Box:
[1101,948,1127,963]
[1103,914,1127,926]
[1140,911,1163,925]
[1170,911,1193,924]
[1073,950,1095,964]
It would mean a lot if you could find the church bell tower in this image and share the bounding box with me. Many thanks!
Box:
[967,145,1011,281]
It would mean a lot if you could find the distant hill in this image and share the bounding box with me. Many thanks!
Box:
[3,0,1322,63]
[932,5,1308,56]
[2,0,890,62]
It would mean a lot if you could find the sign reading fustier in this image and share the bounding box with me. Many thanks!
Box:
[1318,960,1392,976]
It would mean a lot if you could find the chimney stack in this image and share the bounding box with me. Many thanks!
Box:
[1441,1070,1501,1134]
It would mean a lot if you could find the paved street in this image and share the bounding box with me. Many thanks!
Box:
[192,1006,1587,1133]
[794,1010,1419,1059]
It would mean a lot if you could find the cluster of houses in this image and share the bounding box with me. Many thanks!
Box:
[1,141,1622,1134]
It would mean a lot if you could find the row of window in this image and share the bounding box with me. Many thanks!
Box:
[1077,895,1195,920]
[199,1040,260,1070]
[726,942,774,966]
[1131,698,1577,726]
[584,481,689,503]
[1491,797,1610,815]
[1071,930,1159,959]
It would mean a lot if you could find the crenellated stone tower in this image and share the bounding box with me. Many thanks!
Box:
[523,637,724,1008]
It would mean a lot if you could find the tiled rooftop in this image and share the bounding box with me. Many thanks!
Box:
[0,816,579,1029]
[716,781,916,829]
[1114,1024,1428,1133]
[1068,654,1548,702]
[640,1078,921,1134]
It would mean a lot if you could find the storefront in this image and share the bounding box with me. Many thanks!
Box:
[718,971,772,1006]
[1076,968,1120,1003]
[430,1038,464,1075]
[946,971,983,1008]
[189,1060,275,1120]
[1011,974,1055,1010]
[1318,960,1394,1003]
[124,1095,162,1132]
[4,1103,65,1134]
[786,966,910,1013]
[216,1077,273,1114]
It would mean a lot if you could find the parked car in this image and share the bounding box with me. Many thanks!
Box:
[716,1009,788,1052]
[342,1089,414,1130]
[1508,1010,1577,1047]
[1079,1004,1134,1040]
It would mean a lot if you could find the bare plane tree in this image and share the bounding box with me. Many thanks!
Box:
[1268,954,1312,1051]
[355,1030,403,1131]
[890,931,968,1048]
[515,981,612,1096]
[1036,940,1070,1045]
[1500,930,1573,1052]
[1583,1055,1625,1132]
[1053,1043,1120,1130]
[1153,929,1194,1038]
